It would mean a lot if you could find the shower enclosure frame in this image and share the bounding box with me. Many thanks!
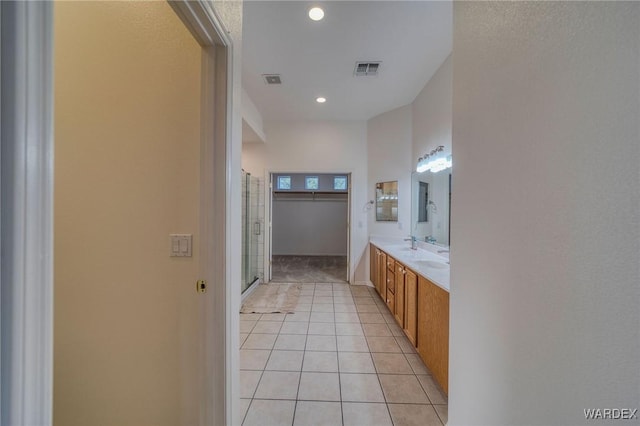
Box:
[241,170,262,295]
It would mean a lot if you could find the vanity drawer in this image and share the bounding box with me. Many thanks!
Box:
[386,289,395,314]
[386,269,395,294]
[386,256,395,271]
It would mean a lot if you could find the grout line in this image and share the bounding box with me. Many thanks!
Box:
[292,293,308,426]
[240,398,252,426]
[250,396,434,406]
[433,404,447,426]
[333,284,345,426]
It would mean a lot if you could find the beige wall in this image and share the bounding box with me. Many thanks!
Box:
[54,2,201,425]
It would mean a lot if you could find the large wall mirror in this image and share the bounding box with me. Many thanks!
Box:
[375,181,398,222]
[411,170,451,246]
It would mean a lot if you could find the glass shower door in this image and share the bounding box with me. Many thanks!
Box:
[242,171,261,293]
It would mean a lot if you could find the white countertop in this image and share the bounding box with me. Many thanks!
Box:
[369,236,450,292]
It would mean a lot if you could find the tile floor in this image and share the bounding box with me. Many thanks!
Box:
[240,282,448,426]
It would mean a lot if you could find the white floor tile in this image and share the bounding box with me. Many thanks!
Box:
[274,334,307,351]
[342,402,392,426]
[240,349,271,371]
[302,351,339,373]
[266,350,304,372]
[308,322,336,335]
[298,372,341,401]
[254,371,301,400]
[280,321,309,335]
[306,335,337,351]
[340,373,385,402]
[243,399,295,426]
[293,401,342,426]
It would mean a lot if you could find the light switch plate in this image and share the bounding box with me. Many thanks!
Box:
[170,234,192,257]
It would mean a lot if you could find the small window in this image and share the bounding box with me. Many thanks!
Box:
[305,176,319,190]
[277,176,291,190]
[334,176,347,190]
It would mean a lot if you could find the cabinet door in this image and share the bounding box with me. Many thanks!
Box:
[371,245,381,295]
[394,263,405,327]
[417,276,449,395]
[370,244,377,292]
[378,251,387,299]
[403,269,418,346]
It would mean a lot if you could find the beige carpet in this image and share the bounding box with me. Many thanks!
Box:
[240,283,302,314]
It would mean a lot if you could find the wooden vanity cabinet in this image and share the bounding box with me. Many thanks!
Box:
[417,276,450,394]
[369,243,449,396]
[403,268,418,346]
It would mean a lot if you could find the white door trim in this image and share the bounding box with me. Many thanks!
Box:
[346,173,352,282]
[169,2,238,425]
[0,2,54,425]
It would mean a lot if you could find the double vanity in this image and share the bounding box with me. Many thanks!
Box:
[369,236,450,395]
[370,153,452,394]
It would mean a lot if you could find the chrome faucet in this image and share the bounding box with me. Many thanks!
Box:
[425,235,437,244]
[403,236,418,250]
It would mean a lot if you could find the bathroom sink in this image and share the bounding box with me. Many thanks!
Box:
[415,260,449,269]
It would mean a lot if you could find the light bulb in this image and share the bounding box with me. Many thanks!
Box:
[308,7,324,21]
[416,157,428,173]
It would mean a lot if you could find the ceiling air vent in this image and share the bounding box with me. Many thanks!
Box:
[354,62,381,77]
[262,74,282,85]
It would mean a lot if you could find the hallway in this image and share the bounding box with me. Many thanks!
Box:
[239,283,448,425]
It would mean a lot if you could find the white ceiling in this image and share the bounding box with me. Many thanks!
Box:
[242,1,452,122]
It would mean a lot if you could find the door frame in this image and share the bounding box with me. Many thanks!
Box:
[266,170,353,283]
[1,2,54,424]
[0,1,238,424]
[170,2,238,425]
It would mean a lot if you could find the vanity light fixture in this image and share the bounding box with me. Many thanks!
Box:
[416,158,429,173]
[430,154,452,173]
[416,145,452,173]
[316,96,326,103]
[308,7,324,21]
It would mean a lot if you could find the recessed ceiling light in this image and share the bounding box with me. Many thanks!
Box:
[316,97,327,103]
[308,7,324,21]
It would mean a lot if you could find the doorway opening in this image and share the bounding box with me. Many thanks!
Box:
[268,173,351,283]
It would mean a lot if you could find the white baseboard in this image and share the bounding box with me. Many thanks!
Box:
[353,280,374,287]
